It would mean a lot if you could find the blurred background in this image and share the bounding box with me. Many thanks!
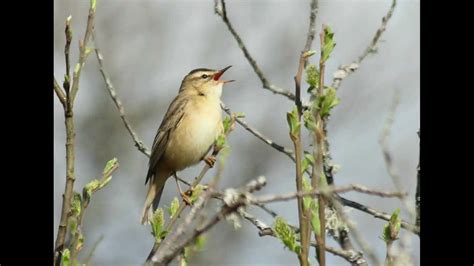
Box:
[54,0,420,265]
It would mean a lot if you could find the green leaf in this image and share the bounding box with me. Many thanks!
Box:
[215,134,227,150]
[189,184,204,204]
[74,63,81,75]
[223,116,232,133]
[194,235,207,251]
[91,0,97,11]
[305,64,319,91]
[61,248,71,266]
[273,217,300,253]
[71,193,82,216]
[167,197,180,219]
[303,110,317,132]
[235,112,246,118]
[69,218,78,236]
[286,106,300,137]
[382,208,401,242]
[83,179,100,202]
[103,157,118,175]
[303,50,317,58]
[302,177,312,210]
[76,233,85,252]
[314,86,340,118]
[151,208,165,243]
[310,201,321,236]
[321,26,336,62]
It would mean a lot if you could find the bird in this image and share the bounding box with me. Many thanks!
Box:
[140,66,234,224]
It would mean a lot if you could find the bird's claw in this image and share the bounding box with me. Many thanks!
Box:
[204,155,216,168]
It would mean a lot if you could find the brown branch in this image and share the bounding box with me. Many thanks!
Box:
[240,209,367,265]
[331,0,397,90]
[93,41,151,157]
[251,184,405,204]
[292,51,310,266]
[215,0,295,100]
[70,2,96,103]
[303,0,318,53]
[221,102,295,162]
[151,175,265,264]
[339,196,419,235]
[54,77,66,106]
[84,235,104,266]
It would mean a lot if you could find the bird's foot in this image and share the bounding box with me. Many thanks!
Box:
[182,189,194,206]
[204,155,216,168]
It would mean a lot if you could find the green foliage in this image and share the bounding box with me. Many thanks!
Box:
[286,106,301,137]
[61,249,71,266]
[235,112,246,118]
[382,208,401,242]
[91,0,97,11]
[83,158,117,206]
[167,197,180,219]
[321,26,336,63]
[303,110,317,132]
[303,50,317,58]
[301,151,315,175]
[310,201,321,236]
[273,217,301,254]
[314,86,340,118]
[215,134,227,150]
[71,192,82,216]
[76,233,85,252]
[301,176,321,236]
[305,64,319,93]
[151,208,167,243]
[189,184,205,205]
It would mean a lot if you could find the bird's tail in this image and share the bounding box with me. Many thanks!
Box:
[141,169,169,224]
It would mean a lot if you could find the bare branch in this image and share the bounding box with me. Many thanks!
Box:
[332,0,397,90]
[215,0,295,100]
[54,77,66,106]
[339,196,419,235]
[221,102,295,162]
[93,41,151,157]
[303,0,318,53]
[251,184,405,204]
[379,89,402,191]
[54,4,97,263]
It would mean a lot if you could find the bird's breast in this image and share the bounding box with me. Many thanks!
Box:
[164,98,222,171]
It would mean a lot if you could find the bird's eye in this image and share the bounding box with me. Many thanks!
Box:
[201,74,208,79]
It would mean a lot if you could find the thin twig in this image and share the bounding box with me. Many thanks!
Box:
[379,89,402,192]
[84,235,104,266]
[339,196,419,235]
[54,77,66,106]
[240,207,367,265]
[54,3,97,263]
[328,197,380,266]
[251,184,405,204]
[93,38,151,157]
[331,0,397,90]
[303,0,318,53]
[215,0,295,100]
[221,103,295,162]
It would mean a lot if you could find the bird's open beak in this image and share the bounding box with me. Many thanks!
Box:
[213,65,235,84]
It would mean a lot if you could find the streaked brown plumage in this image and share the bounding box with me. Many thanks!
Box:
[141,66,233,224]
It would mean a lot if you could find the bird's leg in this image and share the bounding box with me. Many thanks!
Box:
[203,155,217,168]
[174,173,191,205]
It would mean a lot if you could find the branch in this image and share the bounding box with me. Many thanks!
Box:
[240,208,367,265]
[303,0,318,53]
[251,184,405,204]
[53,3,96,262]
[331,0,397,90]
[93,39,151,157]
[221,102,295,162]
[339,196,419,235]
[84,235,104,266]
[151,176,266,264]
[54,77,66,106]
[215,0,295,100]
[70,0,97,102]
[379,89,402,192]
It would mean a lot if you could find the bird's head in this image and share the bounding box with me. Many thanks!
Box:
[179,66,234,98]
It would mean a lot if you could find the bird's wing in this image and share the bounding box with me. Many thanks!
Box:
[145,95,189,184]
